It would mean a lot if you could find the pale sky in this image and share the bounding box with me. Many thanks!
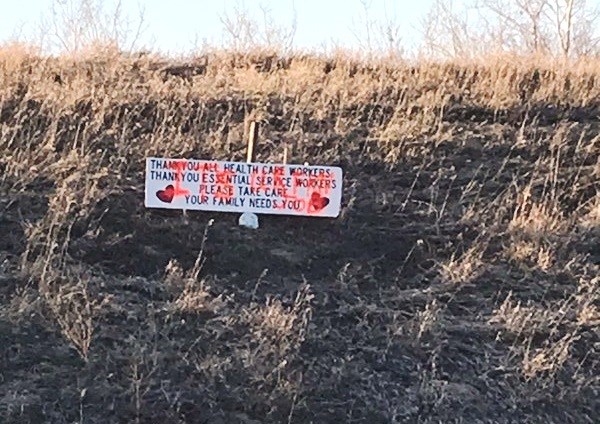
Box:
[0,0,434,54]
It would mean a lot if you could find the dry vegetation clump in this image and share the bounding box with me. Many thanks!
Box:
[0,48,599,422]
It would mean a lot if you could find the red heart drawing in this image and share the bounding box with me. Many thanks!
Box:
[310,192,330,211]
[156,184,175,203]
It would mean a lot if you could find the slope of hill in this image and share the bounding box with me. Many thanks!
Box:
[0,49,599,423]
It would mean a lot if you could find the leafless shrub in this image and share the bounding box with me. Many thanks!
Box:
[163,220,226,314]
[420,0,487,59]
[42,0,147,55]
[19,151,109,360]
[219,1,297,54]
[422,0,600,58]
[351,0,403,58]
[238,284,313,389]
[42,265,98,361]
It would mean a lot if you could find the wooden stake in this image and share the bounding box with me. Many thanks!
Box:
[283,144,288,165]
[246,121,258,163]
[239,120,260,229]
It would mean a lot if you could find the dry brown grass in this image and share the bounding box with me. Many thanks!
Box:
[439,245,484,284]
[0,47,599,422]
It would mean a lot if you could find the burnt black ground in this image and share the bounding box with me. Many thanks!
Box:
[1,65,599,423]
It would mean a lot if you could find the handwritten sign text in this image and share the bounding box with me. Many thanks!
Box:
[145,158,343,217]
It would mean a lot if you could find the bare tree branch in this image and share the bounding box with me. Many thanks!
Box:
[422,0,600,58]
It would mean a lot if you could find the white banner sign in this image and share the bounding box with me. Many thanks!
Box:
[145,157,343,217]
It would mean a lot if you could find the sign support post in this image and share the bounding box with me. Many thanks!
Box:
[246,121,257,163]
[239,121,260,229]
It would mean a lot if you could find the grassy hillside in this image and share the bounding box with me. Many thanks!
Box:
[0,47,599,423]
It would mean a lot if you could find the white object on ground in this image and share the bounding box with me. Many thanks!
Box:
[239,212,259,229]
